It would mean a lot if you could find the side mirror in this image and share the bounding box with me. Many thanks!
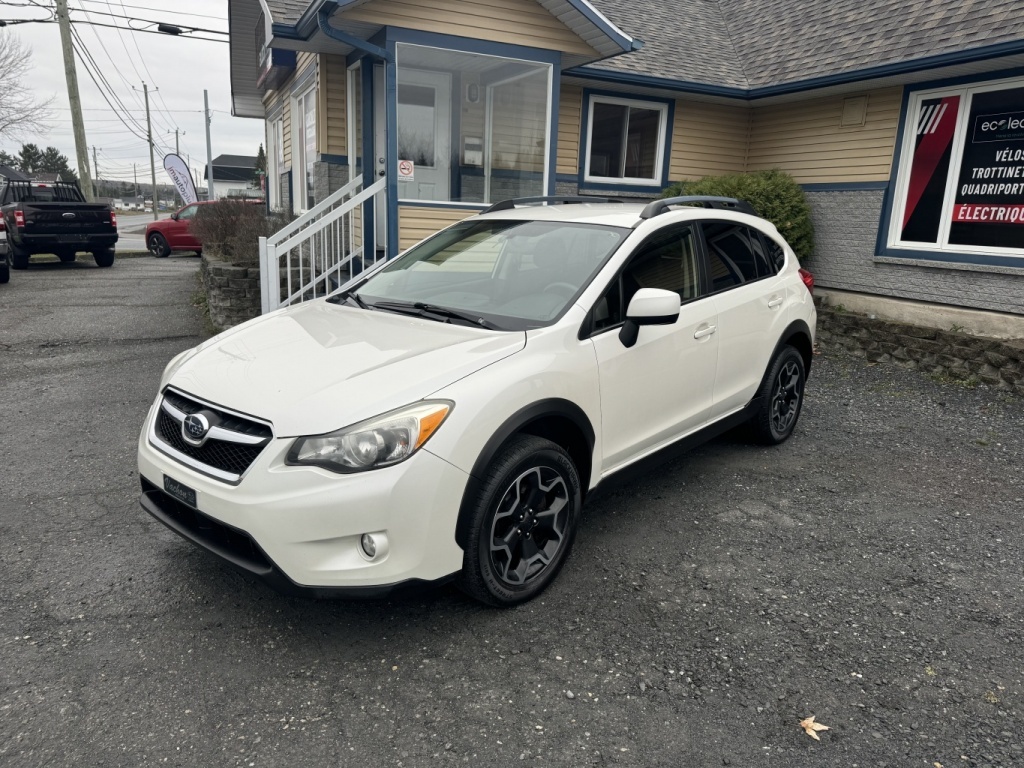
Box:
[171,212,179,221]
[619,288,681,348]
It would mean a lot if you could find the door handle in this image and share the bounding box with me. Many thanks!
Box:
[693,324,717,339]
[767,296,784,309]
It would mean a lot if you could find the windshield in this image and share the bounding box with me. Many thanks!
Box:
[352,219,629,331]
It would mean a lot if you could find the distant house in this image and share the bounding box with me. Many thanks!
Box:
[205,154,261,199]
[117,196,146,211]
[0,164,30,182]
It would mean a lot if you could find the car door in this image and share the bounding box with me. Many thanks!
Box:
[700,220,790,418]
[166,204,199,249]
[588,223,720,472]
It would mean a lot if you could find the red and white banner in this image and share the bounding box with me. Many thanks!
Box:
[952,204,1024,224]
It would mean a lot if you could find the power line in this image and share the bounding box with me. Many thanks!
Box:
[76,0,226,22]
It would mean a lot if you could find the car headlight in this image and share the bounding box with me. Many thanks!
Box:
[286,401,453,473]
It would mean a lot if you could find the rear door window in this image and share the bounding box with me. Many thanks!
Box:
[701,221,779,291]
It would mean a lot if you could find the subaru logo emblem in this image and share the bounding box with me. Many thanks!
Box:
[182,413,211,446]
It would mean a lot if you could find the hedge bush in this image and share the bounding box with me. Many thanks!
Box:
[190,201,292,266]
[661,169,814,262]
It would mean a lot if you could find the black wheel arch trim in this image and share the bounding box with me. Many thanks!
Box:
[454,398,595,550]
[774,319,814,376]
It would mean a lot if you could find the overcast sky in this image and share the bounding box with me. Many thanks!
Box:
[0,0,265,184]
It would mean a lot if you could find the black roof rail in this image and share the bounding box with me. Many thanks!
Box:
[482,195,623,214]
[638,195,758,220]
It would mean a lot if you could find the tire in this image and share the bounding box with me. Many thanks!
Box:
[750,345,806,445]
[93,248,116,268]
[0,252,9,284]
[148,233,170,258]
[11,245,29,270]
[57,249,77,263]
[459,435,582,607]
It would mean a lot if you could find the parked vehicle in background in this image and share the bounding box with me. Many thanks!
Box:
[0,216,10,283]
[138,196,817,607]
[0,180,118,268]
[145,202,208,258]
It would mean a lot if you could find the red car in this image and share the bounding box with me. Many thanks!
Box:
[145,202,210,258]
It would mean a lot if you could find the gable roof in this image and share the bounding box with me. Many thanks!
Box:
[0,164,30,181]
[212,154,258,168]
[582,0,1024,95]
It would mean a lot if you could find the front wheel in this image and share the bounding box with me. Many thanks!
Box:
[750,345,806,445]
[93,248,116,268]
[459,435,582,607]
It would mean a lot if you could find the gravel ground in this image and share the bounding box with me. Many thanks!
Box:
[1,258,1022,767]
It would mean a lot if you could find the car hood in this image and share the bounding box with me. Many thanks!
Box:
[167,300,526,436]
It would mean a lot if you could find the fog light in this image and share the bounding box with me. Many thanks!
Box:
[360,532,388,560]
[360,534,376,558]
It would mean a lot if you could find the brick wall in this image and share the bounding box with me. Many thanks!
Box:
[807,189,1024,315]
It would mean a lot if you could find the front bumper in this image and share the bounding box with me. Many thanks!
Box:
[137,401,469,595]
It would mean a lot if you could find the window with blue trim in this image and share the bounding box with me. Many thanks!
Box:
[891,76,1024,258]
[584,95,668,186]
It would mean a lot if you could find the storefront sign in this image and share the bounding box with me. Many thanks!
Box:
[950,85,1024,248]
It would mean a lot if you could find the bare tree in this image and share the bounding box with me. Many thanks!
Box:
[0,32,52,142]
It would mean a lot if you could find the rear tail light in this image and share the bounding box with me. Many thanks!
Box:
[14,210,25,228]
[110,211,118,229]
[798,267,814,296]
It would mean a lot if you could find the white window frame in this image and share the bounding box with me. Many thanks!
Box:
[292,85,317,213]
[889,74,1024,258]
[583,94,669,187]
[267,116,284,209]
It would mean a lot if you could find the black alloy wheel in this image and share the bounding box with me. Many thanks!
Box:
[751,345,806,445]
[460,435,581,606]
[93,248,116,268]
[149,233,170,258]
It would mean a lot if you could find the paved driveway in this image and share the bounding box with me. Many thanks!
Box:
[1,257,1021,767]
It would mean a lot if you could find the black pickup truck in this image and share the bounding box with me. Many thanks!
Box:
[0,180,118,269]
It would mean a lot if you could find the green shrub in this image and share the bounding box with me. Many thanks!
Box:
[661,169,814,262]
[190,201,292,266]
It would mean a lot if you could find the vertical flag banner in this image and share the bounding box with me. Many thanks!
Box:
[163,153,198,206]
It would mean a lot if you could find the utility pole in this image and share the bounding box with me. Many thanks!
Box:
[204,90,215,201]
[134,163,138,196]
[175,128,180,156]
[55,0,94,201]
[92,146,99,198]
[144,82,158,220]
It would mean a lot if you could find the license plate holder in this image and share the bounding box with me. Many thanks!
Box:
[163,475,197,509]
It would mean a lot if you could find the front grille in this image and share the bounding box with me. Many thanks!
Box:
[151,389,273,482]
[140,477,273,574]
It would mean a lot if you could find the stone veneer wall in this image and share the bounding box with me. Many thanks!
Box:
[816,301,1024,395]
[200,256,262,332]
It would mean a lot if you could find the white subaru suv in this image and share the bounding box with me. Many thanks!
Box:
[138,196,816,606]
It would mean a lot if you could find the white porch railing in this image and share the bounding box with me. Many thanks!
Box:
[258,176,388,313]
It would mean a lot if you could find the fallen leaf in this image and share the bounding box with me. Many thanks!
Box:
[799,715,830,740]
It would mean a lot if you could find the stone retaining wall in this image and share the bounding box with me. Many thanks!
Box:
[200,256,261,332]
[816,301,1024,395]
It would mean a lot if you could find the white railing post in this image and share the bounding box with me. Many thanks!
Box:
[258,235,272,314]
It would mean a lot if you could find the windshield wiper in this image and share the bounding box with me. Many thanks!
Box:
[371,300,498,329]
